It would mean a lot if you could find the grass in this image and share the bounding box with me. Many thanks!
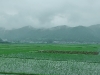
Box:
[0,57,100,75]
[0,43,100,75]
[0,44,100,62]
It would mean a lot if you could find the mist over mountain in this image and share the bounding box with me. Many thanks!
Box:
[0,24,100,43]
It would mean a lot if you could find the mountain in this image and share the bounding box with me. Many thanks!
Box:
[0,38,9,43]
[0,38,3,42]
[89,24,100,38]
[0,25,100,43]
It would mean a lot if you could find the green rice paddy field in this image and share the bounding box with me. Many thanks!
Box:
[0,44,100,75]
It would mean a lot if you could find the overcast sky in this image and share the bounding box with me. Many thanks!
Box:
[0,0,100,29]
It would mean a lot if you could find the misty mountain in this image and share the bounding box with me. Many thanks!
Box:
[0,37,9,43]
[0,38,3,42]
[0,24,100,43]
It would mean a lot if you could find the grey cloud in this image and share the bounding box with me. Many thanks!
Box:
[0,0,100,29]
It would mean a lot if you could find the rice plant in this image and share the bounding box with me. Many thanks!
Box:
[0,57,100,75]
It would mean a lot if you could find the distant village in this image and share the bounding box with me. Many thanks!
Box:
[0,38,99,44]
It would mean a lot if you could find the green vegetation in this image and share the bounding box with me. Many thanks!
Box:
[1,24,100,43]
[0,44,100,62]
[0,44,100,75]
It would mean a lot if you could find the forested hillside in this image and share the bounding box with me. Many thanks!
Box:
[0,24,100,43]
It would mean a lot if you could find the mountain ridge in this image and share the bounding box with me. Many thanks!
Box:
[0,24,100,43]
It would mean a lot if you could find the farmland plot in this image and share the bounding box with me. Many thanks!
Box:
[0,57,100,75]
[0,44,100,75]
